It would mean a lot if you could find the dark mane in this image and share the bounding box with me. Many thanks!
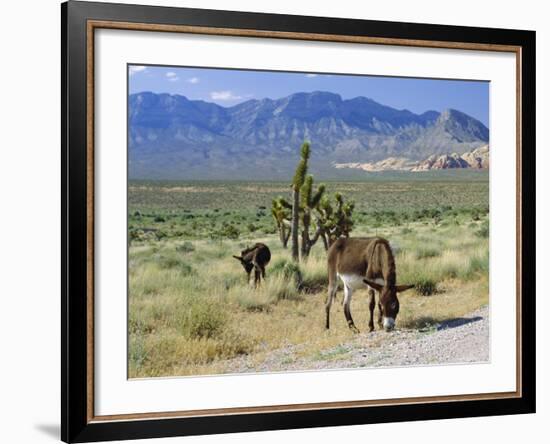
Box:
[241,243,267,256]
[366,238,396,287]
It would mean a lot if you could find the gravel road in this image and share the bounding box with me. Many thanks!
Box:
[224,306,490,374]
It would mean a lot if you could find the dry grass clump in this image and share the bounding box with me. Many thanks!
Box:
[230,273,302,312]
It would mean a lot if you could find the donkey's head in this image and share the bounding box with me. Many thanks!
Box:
[364,279,414,331]
[232,255,254,275]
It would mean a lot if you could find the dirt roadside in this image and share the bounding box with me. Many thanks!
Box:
[222,306,490,374]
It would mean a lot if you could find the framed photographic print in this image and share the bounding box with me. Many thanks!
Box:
[61,1,536,442]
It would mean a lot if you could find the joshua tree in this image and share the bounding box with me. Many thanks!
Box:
[290,142,310,261]
[271,196,292,248]
[284,141,354,259]
[317,192,355,248]
[300,175,326,258]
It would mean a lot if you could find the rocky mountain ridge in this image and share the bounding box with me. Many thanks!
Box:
[334,145,489,172]
[129,91,489,179]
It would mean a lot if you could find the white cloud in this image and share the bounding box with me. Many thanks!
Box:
[165,72,179,82]
[188,77,200,84]
[305,73,318,78]
[210,90,243,101]
[129,65,147,76]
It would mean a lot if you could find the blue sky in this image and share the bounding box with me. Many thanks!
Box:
[129,65,489,126]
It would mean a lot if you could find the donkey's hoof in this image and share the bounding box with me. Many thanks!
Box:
[349,325,360,334]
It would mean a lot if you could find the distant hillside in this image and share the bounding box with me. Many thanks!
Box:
[129,91,489,179]
[412,145,489,171]
[335,145,489,173]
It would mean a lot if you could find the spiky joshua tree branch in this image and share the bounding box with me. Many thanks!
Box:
[300,174,326,258]
[271,196,292,248]
[290,142,310,262]
[280,141,355,261]
[317,192,355,249]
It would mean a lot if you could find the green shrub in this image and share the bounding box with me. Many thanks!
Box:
[179,302,226,339]
[129,229,143,242]
[128,335,147,372]
[175,241,195,253]
[236,294,272,312]
[461,253,489,280]
[476,220,489,238]
[214,329,256,357]
[300,258,328,292]
[262,226,277,235]
[271,280,301,301]
[415,247,441,259]
[271,259,302,286]
[301,273,327,292]
[415,278,438,296]
[219,273,241,290]
[156,255,193,274]
[219,223,240,240]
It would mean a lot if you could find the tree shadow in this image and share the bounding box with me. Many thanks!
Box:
[34,424,59,440]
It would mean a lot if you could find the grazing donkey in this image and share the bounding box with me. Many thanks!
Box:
[326,237,414,333]
[233,243,271,287]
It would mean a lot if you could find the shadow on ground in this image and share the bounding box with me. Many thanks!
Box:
[34,424,59,440]
[437,316,483,330]
[402,315,484,331]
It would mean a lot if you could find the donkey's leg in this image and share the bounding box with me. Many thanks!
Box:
[343,285,359,333]
[367,288,376,332]
[252,260,262,285]
[260,265,266,279]
[325,281,338,329]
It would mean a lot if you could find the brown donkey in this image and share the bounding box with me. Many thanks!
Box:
[326,237,414,333]
[233,243,271,287]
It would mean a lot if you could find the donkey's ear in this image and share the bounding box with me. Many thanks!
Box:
[396,284,415,293]
[363,279,383,292]
[232,255,243,261]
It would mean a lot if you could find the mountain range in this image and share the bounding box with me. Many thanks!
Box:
[129,91,489,179]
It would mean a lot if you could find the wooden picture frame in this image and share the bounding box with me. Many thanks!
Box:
[62,1,536,442]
